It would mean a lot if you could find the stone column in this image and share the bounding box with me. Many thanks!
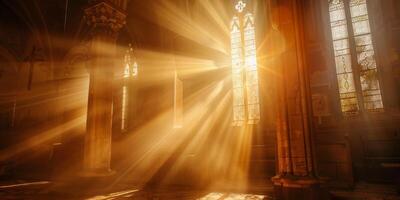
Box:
[270,0,325,199]
[83,1,126,176]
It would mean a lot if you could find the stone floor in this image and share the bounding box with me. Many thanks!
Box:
[0,180,273,200]
[0,180,398,199]
[331,182,400,200]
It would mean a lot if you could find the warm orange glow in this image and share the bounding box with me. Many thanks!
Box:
[0,0,274,195]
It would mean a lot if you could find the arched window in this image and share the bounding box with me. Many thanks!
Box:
[328,0,383,115]
[231,0,260,126]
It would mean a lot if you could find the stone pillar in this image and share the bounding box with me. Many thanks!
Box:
[270,0,326,199]
[83,1,126,176]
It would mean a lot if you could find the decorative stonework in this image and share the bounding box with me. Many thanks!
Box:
[84,1,126,37]
[235,1,246,13]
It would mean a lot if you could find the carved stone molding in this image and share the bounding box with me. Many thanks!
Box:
[84,1,127,38]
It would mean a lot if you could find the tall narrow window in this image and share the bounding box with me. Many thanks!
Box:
[349,0,383,111]
[121,85,128,130]
[121,44,138,131]
[328,0,383,115]
[174,71,183,128]
[231,0,260,126]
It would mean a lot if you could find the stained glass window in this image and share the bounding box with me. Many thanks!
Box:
[231,0,260,126]
[349,0,383,111]
[328,0,383,115]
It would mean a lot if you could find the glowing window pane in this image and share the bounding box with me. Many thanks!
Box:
[123,64,130,78]
[329,0,359,114]
[233,88,245,106]
[244,13,260,123]
[124,45,138,78]
[349,0,383,111]
[121,86,128,131]
[231,16,246,125]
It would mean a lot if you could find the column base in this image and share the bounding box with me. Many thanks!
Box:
[272,175,331,200]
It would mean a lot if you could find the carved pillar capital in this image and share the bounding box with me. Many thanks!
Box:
[84,1,127,38]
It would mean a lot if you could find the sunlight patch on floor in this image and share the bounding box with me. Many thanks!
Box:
[198,192,266,200]
[85,189,139,200]
[0,181,50,189]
